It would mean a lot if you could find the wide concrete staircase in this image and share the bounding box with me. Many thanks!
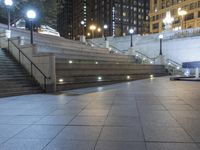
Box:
[0,24,168,93]
[56,60,167,91]
[0,48,42,97]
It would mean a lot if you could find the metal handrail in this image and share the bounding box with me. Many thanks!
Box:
[166,58,182,67]
[135,50,159,61]
[8,39,50,92]
[109,45,125,54]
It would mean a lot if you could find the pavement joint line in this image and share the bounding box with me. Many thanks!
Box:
[161,100,198,143]
[41,97,94,150]
[135,94,148,150]
[92,94,117,150]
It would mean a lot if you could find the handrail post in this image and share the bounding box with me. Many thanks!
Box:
[31,63,33,77]
[44,77,46,93]
[19,50,21,63]
[8,39,9,51]
[8,39,50,93]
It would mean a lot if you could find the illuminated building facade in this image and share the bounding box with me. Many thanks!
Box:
[91,0,150,37]
[57,0,149,39]
[149,0,200,33]
[57,0,73,39]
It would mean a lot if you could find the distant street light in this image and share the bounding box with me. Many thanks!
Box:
[159,34,163,55]
[80,21,85,36]
[129,28,134,47]
[89,24,96,39]
[26,10,36,44]
[103,24,108,41]
[97,27,101,33]
[87,32,91,37]
[97,27,101,37]
[4,0,13,30]
[178,8,187,29]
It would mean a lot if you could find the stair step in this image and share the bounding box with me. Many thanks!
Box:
[0,90,42,98]
[0,48,42,97]
[0,86,41,92]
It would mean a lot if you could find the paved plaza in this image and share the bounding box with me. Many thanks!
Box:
[0,77,200,150]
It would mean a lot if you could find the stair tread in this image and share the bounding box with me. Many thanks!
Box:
[0,48,43,97]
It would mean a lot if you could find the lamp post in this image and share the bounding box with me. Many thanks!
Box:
[89,24,96,39]
[129,28,134,47]
[80,21,85,35]
[26,10,36,44]
[4,0,13,31]
[103,24,108,41]
[178,8,187,30]
[159,34,163,55]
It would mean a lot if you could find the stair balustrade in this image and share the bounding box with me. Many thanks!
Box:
[7,39,50,92]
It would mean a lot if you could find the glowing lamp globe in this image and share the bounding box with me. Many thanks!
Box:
[81,21,84,25]
[104,24,108,29]
[26,10,36,19]
[129,28,134,34]
[159,34,164,39]
[4,0,13,6]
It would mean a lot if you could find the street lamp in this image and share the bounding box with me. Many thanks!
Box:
[80,21,85,36]
[26,10,36,44]
[4,0,13,30]
[178,8,187,30]
[103,24,108,41]
[129,28,134,47]
[89,24,96,39]
[159,34,163,55]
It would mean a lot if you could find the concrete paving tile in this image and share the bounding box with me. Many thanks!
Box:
[0,138,8,144]
[164,104,194,111]
[5,116,43,125]
[169,111,200,119]
[35,116,74,125]
[0,116,15,124]
[86,104,111,109]
[48,108,82,116]
[15,125,64,139]
[136,99,162,105]
[146,142,200,150]
[69,116,106,126]
[99,126,144,141]
[95,141,146,150]
[19,108,56,116]
[43,140,96,150]
[0,125,27,138]
[109,107,139,117]
[143,125,193,142]
[0,139,50,150]
[138,104,166,111]
[78,109,110,116]
[56,126,102,140]
[104,116,141,126]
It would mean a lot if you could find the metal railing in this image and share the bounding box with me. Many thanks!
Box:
[166,58,183,75]
[8,39,50,92]
[135,50,159,64]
